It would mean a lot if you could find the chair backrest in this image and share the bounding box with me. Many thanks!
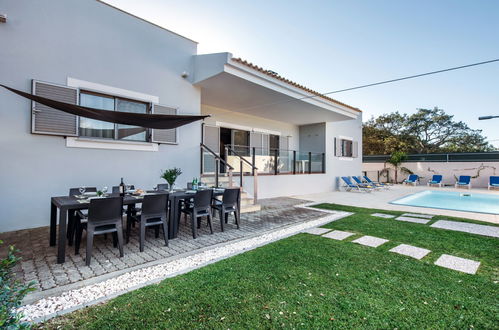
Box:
[112,185,135,193]
[341,177,353,186]
[432,175,442,182]
[352,176,363,184]
[408,174,418,181]
[142,193,168,216]
[88,196,123,224]
[69,187,97,196]
[157,183,169,191]
[459,176,471,184]
[490,176,499,185]
[194,189,213,210]
[222,188,240,206]
[363,176,374,183]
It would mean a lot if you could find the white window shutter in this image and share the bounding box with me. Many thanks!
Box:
[334,137,342,157]
[250,132,262,155]
[279,136,289,151]
[262,133,270,155]
[31,80,78,136]
[353,141,359,158]
[151,104,177,143]
[202,125,220,153]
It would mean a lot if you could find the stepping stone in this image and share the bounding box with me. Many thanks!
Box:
[430,220,499,238]
[352,235,388,248]
[389,244,431,260]
[434,254,480,274]
[302,227,331,235]
[322,230,355,240]
[371,213,395,219]
[401,213,434,219]
[395,216,430,224]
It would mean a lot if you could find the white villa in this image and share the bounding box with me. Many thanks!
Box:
[0,0,362,233]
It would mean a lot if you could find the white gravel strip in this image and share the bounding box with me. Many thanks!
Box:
[20,204,350,323]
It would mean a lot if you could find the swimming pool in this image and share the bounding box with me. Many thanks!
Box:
[391,190,499,214]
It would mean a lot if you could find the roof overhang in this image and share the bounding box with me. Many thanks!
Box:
[192,53,360,125]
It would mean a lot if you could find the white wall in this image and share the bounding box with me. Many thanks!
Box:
[327,114,363,190]
[202,105,299,149]
[0,0,201,232]
[363,161,499,187]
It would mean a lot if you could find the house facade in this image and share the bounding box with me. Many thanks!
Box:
[0,0,362,232]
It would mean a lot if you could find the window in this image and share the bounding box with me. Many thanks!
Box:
[269,134,280,153]
[341,139,353,157]
[79,91,149,142]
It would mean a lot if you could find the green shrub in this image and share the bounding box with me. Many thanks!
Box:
[0,241,35,329]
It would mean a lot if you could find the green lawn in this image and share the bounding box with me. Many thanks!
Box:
[41,204,498,329]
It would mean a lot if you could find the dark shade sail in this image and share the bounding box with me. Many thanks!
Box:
[0,84,209,129]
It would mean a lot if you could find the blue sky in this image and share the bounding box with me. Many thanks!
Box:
[105,0,499,147]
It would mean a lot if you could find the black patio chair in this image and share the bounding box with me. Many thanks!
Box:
[67,187,97,246]
[74,196,124,266]
[211,188,240,232]
[180,189,213,238]
[157,183,169,191]
[112,184,140,217]
[127,193,169,252]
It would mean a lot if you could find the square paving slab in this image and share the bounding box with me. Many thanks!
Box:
[371,213,396,219]
[430,220,499,238]
[389,244,431,260]
[434,254,480,274]
[352,235,389,248]
[322,230,355,240]
[396,216,430,224]
[401,213,434,219]
[302,227,331,235]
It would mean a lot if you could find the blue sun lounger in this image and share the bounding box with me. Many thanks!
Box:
[489,176,499,190]
[363,176,390,189]
[455,175,471,189]
[403,174,419,186]
[341,176,373,192]
[352,176,380,190]
[427,175,443,187]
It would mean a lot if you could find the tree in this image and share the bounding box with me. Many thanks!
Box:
[363,107,494,155]
[385,151,408,183]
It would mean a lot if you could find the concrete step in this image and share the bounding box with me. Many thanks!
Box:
[241,203,261,213]
[240,197,255,206]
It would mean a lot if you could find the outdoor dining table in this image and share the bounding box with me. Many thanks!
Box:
[49,188,225,264]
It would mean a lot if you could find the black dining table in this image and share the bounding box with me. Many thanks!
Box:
[49,189,225,264]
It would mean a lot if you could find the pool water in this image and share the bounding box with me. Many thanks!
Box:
[391,190,499,214]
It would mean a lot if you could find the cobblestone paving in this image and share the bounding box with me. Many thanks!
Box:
[0,198,323,293]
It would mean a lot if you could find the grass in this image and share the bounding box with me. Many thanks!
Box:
[41,204,498,329]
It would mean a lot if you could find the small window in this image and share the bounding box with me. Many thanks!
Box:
[341,139,353,157]
[79,91,149,142]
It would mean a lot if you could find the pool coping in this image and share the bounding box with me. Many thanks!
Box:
[389,190,499,215]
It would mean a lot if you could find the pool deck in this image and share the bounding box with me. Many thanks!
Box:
[294,185,499,225]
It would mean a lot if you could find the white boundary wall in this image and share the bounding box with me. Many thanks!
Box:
[363,161,499,187]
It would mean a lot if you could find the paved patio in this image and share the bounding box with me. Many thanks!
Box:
[0,197,326,301]
[294,185,499,224]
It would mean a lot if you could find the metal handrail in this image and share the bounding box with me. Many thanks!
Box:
[200,143,234,170]
[200,143,234,189]
[226,146,258,204]
[226,146,258,170]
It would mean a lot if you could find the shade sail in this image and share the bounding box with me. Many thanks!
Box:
[0,84,209,129]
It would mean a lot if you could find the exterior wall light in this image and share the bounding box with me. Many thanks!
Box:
[0,14,7,23]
